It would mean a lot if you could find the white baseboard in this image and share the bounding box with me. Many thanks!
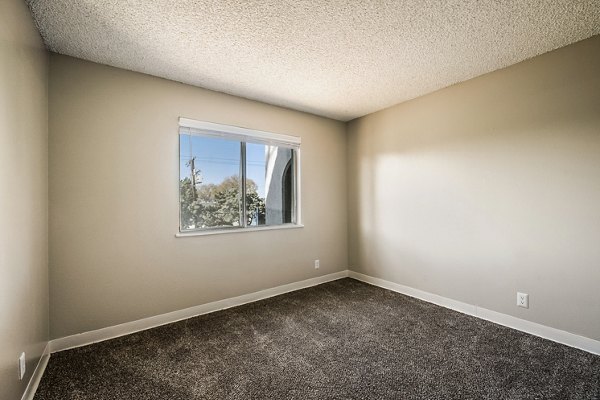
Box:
[21,342,50,400]
[348,271,600,355]
[50,270,349,353]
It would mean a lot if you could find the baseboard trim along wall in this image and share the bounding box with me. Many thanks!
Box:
[348,270,600,356]
[21,343,50,400]
[48,269,599,356]
[49,270,349,353]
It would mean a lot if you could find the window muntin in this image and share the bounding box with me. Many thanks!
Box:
[178,119,299,233]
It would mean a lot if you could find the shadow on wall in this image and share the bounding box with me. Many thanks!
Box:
[347,36,600,339]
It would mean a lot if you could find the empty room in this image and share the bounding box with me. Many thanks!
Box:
[2,0,599,399]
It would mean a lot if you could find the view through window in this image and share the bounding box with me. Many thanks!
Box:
[179,122,299,232]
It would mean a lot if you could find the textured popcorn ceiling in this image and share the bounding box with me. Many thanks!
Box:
[27,0,600,121]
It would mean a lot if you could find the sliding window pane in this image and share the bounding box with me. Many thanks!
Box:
[246,143,294,226]
[179,134,241,230]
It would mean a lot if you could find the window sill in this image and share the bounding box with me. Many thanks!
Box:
[175,223,304,238]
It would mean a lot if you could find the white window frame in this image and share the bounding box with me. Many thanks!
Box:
[176,117,303,237]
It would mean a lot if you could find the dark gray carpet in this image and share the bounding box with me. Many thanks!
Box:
[35,278,600,400]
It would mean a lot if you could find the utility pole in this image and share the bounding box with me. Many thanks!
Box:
[188,157,198,201]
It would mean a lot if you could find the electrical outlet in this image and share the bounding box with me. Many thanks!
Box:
[517,292,529,309]
[18,352,26,380]
[314,259,320,269]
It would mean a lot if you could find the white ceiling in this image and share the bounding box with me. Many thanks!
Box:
[26,0,600,121]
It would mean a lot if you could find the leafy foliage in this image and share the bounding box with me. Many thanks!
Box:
[180,175,265,230]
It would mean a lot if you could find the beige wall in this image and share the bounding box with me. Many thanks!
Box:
[0,0,49,399]
[49,54,348,339]
[347,36,600,341]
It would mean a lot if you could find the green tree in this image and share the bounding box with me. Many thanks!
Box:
[180,175,265,229]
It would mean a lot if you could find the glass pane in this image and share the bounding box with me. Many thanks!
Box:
[179,134,241,230]
[246,143,294,226]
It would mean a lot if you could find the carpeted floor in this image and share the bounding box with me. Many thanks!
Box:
[35,278,600,400]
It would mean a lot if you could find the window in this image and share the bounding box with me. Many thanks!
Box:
[178,118,301,233]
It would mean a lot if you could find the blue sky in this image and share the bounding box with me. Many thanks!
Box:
[180,134,266,197]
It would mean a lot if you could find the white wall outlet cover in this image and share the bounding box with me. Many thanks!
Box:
[517,292,529,309]
[18,352,26,380]
[314,260,320,269]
